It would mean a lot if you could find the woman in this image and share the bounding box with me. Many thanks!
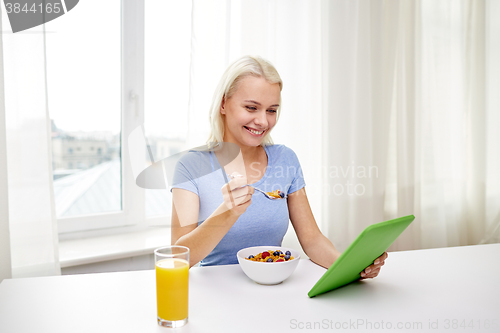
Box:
[171,55,386,279]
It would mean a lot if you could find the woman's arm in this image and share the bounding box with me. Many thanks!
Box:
[171,175,254,267]
[288,188,387,277]
[287,188,341,268]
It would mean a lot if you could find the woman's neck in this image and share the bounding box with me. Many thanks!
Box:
[238,144,262,161]
[219,136,262,161]
[216,141,265,179]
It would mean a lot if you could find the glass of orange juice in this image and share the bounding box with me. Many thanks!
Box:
[155,246,190,328]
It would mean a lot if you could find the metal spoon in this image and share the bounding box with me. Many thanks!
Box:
[227,173,286,200]
[234,184,286,200]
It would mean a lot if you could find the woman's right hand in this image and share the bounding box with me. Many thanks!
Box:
[221,172,254,216]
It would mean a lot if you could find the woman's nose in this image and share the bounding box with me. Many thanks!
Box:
[253,110,268,128]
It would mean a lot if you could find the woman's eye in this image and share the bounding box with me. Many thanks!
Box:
[267,109,277,114]
[246,106,257,111]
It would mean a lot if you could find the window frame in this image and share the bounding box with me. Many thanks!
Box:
[57,0,163,236]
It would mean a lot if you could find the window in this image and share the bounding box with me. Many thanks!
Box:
[46,1,191,235]
[46,1,122,233]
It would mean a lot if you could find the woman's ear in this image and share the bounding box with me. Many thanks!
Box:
[220,96,226,115]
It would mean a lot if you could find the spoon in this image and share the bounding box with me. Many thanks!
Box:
[227,173,286,200]
[234,184,286,200]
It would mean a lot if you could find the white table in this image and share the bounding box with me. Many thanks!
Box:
[1,244,499,333]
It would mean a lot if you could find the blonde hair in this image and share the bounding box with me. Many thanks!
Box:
[207,55,283,146]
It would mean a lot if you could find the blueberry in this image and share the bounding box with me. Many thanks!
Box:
[285,251,291,256]
[279,192,285,198]
[248,255,254,259]
[285,255,291,260]
[273,251,280,256]
[267,258,273,262]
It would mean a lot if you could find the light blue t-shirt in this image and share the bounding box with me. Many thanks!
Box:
[171,144,305,266]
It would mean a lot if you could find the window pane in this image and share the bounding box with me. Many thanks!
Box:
[46,1,121,218]
[144,1,191,217]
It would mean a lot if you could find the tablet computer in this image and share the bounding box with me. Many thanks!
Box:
[308,215,415,297]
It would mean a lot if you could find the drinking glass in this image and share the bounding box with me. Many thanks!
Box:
[155,246,190,328]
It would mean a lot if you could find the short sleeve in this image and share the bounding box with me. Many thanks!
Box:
[285,147,306,194]
[169,152,202,196]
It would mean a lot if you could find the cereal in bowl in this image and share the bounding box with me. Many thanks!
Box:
[246,250,294,262]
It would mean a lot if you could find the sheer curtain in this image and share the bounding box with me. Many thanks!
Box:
[0,10,11,282]
[386,0,499,250]
[0,12,60,279]
[323,0,499,251]
[188,0,499,253]
[321,0,400,251]
[483,0,500,244]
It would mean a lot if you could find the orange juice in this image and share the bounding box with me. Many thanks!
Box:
[156,258,189,321]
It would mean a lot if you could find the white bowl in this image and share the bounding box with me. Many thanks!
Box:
[237,246,300,285]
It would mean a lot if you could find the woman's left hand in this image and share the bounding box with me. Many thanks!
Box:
[360,252,388,279]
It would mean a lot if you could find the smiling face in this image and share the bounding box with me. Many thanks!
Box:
[221,75,281,148]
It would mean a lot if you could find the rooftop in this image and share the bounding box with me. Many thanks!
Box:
[53,159,171,218]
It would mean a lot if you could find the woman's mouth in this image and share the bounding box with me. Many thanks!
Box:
[244,126,266,137]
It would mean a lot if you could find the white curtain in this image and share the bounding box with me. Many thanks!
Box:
[322,0,499,251]
[385,0,499,250]
[483,0,500,244]
[0,9,11,282]
[188,0,499,253]
[322,0,399,251]
[324,0,499,251]
[0,12,60,279]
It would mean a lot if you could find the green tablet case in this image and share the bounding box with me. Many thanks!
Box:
[308,215,415,297]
